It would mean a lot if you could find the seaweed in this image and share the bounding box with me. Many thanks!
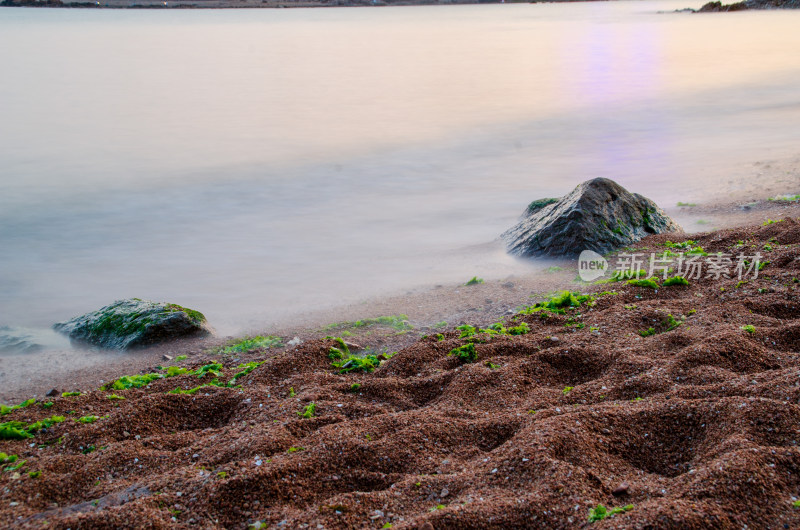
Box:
[332,354,381,374]
[588,504,633,522]
[627,278,659,289]
[663,276,689,287]
[1,416,65,440]
[220,336,282,354]
[324,315,411,332]
[297,402,317,419]
[449,343,477,363]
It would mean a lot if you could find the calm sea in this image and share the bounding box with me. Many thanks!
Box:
[1,1,799,342]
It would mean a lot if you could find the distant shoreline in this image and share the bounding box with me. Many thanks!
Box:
[0,0,606,10]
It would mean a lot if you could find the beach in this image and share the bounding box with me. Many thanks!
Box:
[1,198,800,527]
[2,1,800,526]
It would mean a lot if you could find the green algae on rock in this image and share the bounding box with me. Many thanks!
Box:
[502,178,680,258]
[53,299,212,350]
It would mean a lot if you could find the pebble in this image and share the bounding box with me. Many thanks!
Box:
[612,482,630,496]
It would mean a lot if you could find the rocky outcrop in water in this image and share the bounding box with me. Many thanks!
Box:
[502,178,680,258]
[694,0,798,10]
[53,299,212,350]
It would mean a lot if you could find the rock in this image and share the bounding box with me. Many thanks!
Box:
[53,299,213,350]
[343,341,362,351]
[46,388,59,397]
[612,482,630,496]
[502,178,680,258]
[692,0,798,11]
[163,354,173,361]
[287,337,302,347]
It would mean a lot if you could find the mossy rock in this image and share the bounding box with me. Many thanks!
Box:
[53,299,212,350]
[502,178,681,258]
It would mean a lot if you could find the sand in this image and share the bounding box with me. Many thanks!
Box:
[2,208,800,528]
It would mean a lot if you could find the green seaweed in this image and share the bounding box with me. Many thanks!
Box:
[663,276,689,287]
[507,322,530,335]
[168,379,225,395]
[329,337,350,360]
[105,373,163,391]
[324,315,411,332]
[165,303,206,324]
[77,415,99,424]
[627,278,659,289]
[0,398,36,416]
[0,452,19,465]
[297,402,317,419]
[332,354,381,374]
[195,362,224,379]
[220,336,283,354]
[526,197,559,214]
[465,276,484,286]
[588,504,633,522]
[449,343,477,363]
[518,290,594,315]
[1,416,65,440]
[4,459,26,472]
[227,361,264,386]
[741,324,756,334]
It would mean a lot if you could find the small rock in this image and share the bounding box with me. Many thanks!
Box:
[163,354,173,361]
[440,488,449,498]
[612,482,630,496]
[343,341,362,351]
[550,336,560,342]
[46,388,59,397]
[287,337,302,347]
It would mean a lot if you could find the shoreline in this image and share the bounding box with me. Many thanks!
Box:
[1,182,798,403]
[1,203,799,527]
[0,0,517,9]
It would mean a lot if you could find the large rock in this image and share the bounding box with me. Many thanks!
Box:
[502,178,680,258]
[53,299,212,350]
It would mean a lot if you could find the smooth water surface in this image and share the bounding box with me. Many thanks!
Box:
[1,1,799,338]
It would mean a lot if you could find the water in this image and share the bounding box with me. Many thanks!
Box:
[1,2,799,339]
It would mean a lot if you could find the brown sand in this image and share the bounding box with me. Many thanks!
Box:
[2,215,800,528]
